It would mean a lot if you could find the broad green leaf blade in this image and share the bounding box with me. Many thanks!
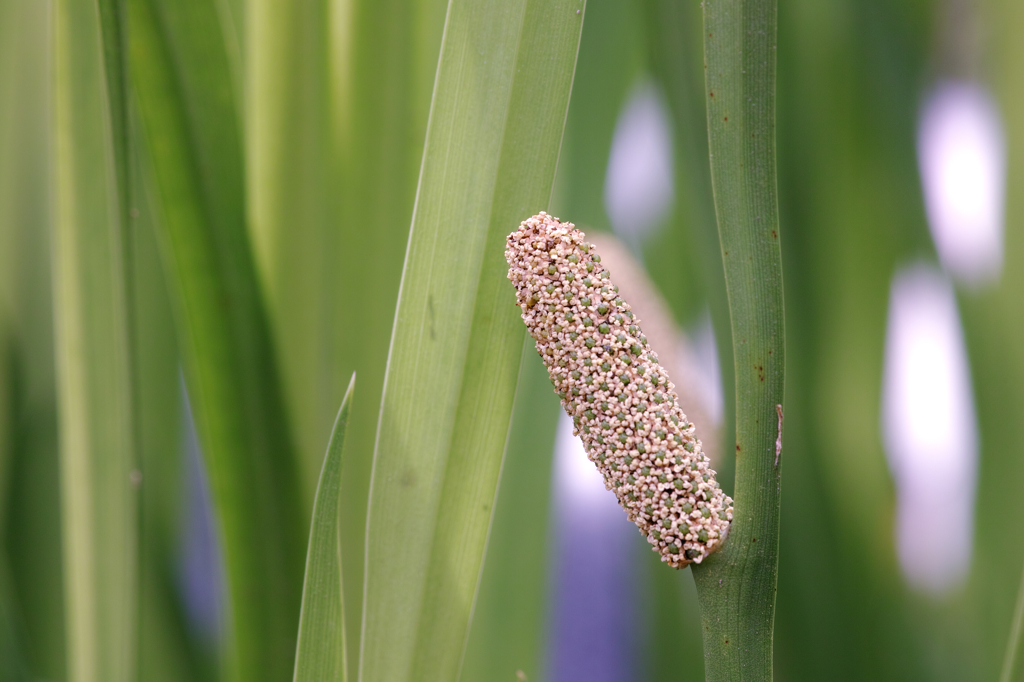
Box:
[52,0,138,678]
[460,345,559,682]
[331,4,447,676]
[246,5,447,676]
[293,373,356,682]
[128,0,306,680]
[359,1,585,680]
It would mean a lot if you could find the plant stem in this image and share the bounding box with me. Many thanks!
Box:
[690,0,784,680]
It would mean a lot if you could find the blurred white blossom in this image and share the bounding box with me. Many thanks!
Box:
[918,81,1006,285]
[881,264,978,595]
[605,80,674,243]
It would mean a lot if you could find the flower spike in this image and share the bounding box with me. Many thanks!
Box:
[506,212,732,566]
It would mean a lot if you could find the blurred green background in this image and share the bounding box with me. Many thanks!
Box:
[1,0,1023,680]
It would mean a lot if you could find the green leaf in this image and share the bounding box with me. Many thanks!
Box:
[690,0,785,680]
[0,0,65,675]
[359,0,585,679]
[128,0,306,679]
[293,373,356,682]
[974,4,1024,681]
[131,141,215,682]
[52,0,138,679]
[769,1,935,678]
[642,552,705,682]
[461,346,560,682]
[331,8,447,675]
[244,7,447,675]
[246,0,339,502]
[0,2,16,664]
[0,567,26,682]
[0,319,12,682]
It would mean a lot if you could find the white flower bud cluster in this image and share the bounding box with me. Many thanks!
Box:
[506,212,733,566]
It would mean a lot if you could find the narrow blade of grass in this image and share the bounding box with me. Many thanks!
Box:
[359,1,585,680]
[127,0,306,679]
[690,0,785,680]
[293,373,356,682]
[52,0,138,678]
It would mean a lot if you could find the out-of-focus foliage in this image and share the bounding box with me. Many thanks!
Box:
[51,0,138,678]
[0,0,65,679]
[129,0,307,678]
[246,3,447,672]
[462,349,561,682]
[967,1,1024,680]
[1,0,1023,679]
